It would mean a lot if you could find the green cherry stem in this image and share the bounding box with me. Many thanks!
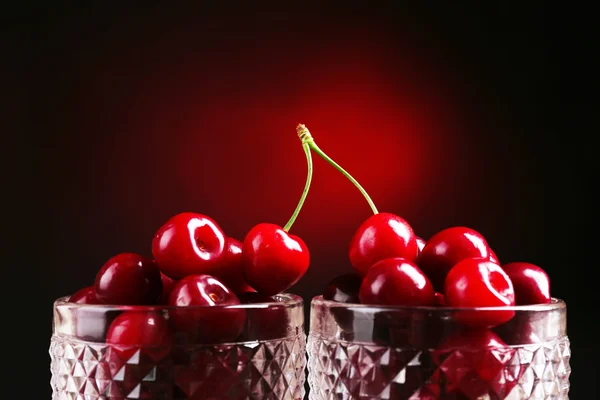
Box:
[283,139,313,232]
[296,123,379,215]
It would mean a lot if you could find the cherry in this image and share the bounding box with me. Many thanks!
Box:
[168,274,245,343]
[236,292,290,340]
[434,292,446,306]
[152,212,227,279]
[208,237,254,294]
[106,310,172,347]
[240,125,316,296]
[359,257,436,306]
[433,329,516,399]
[444,258,516,328]
[501,262,551,305]
[323,272,362,303]
[159,272,175,304]
[416,236,426,253]
[489,249,500,264]
[94,253,162,305]
[242,223,310,295]
[349,213,419,276]
[69,285,101,304]
[416,226,492,292]
[105,311,172,396]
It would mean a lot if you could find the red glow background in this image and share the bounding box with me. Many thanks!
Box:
[50,12,471,297]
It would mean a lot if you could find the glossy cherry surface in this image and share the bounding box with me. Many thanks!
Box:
[349,213,419,276]
[94,253,162,305]
[69,286,101,304]
[434,292,446,306]
[444,258,516,327]
[501,262,551,305]
[241,223,309,295]
[168,274,245,343]
[106,310,172,347]
[489,249,500,264]
[237,292,289,340]
[209,237,254,294]
[152,212,227,279]
[359,257,436,306]
[416,236,426,253]
[159,272,175,304]
[323,272,362,303]
[434,329,516,398]
[416,226,492,292]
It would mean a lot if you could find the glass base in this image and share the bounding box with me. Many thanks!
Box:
[307,334,570,400]
[50,334,306,400]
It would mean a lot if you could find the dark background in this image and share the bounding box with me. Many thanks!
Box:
[4,2,595,399]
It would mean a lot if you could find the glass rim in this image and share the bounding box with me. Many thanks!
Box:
[311,295,566,312]
[54,292,303,311]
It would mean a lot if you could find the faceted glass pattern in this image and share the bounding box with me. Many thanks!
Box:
[307,296,570,400]
[308,335,570,399]
[50,294,306,399]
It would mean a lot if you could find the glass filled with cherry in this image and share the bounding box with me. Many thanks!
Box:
[50,291,306,399]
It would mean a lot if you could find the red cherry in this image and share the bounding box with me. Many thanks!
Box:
[105,311,172,395]
[152,212,227,279]
[359,257,436,306]
[168,274,245,343]
[416,226,492,292]
[489,249,500,264]
[94,253,162,305]
[241,223,309,295]
[207,237,254,294]
[416,236,426,253]
[159,272,175,304]
[69,286,101,304]
[434,329,516,398]
[237,292,290,340]
[444,258,516,327]
[434,292,446,306]
[349,213,419,276]
[323,272,362,303]
[501,262,551,305]
[106,310,172,347]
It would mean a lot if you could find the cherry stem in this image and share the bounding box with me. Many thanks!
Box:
[296,124,379,215]
[283,141,313,232]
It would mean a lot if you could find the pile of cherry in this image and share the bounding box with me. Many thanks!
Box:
[324,213,551,325]
[69,212,305,344]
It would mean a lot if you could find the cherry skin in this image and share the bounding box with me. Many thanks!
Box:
[444,258,516,328]
[434,329,516,398]
[208,237,254,294]
[152,212,227,279]
[241,223,309,295]
[69,286,101,304]
[416,236,426,253]
[416,226,492,292]
[501,262,551,305]
[106,310,172,347]
[359,257,436,306]
[105,310,172,394]
[168,274,245,343]
[323,272,362,303]
[434,292,446,306]
[159,272,175,304]
[489,249,500,264]
[349,213,419,276]
[94,253,162,305]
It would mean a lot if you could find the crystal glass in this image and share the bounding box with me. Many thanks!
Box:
[50,293,306,399]
[308,296,570,399]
